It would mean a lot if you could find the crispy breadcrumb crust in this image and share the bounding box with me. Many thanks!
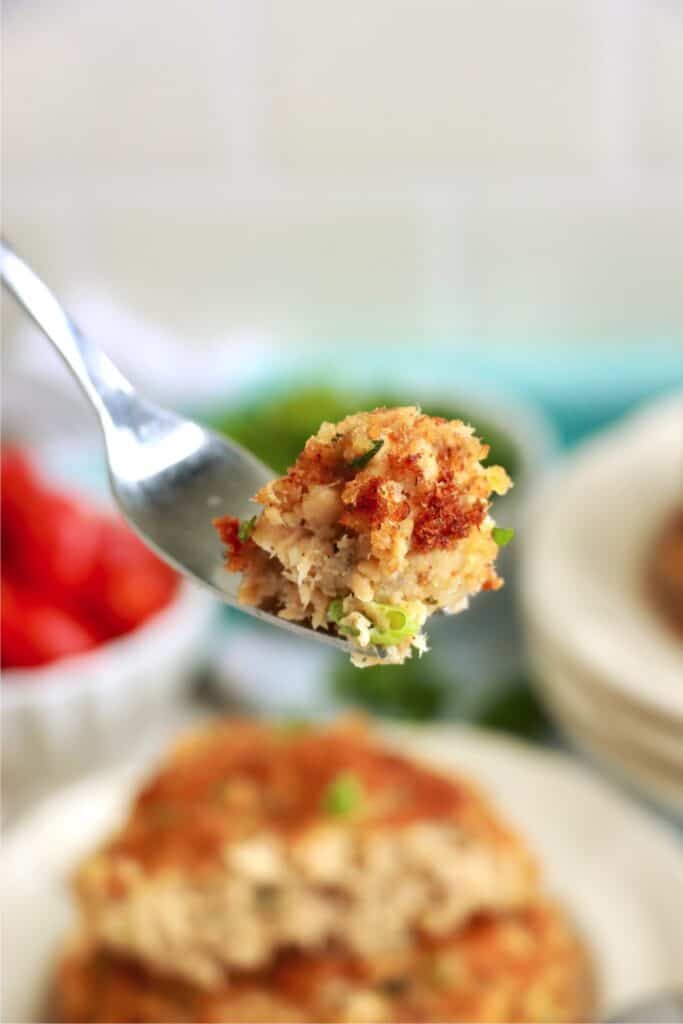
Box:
[215,407,512,665]
[73,720,537,986]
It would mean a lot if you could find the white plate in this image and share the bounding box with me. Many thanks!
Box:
[2,723,683,1022]
[1,580,216,815]
[534,669,683,812]
[522,392,683,723]
[540,687,683,818]
[529,626,683,764]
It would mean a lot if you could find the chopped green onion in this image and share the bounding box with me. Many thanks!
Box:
[276,718,311,735]
[151,803,178,824]
[238,516,257,542]
[366,602,418,646]
[339,624,361,637]
[327,597,345,623]
[321,772,365,816]
[492,526,515,547]
[349,438,384,470]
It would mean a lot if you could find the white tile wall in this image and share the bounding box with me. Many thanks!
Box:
[2,0,231,173]
[2,0,682,345]
[637,1,683,170]
[4,197,424,344]
[427,199,683,341]
[267,0,600,171]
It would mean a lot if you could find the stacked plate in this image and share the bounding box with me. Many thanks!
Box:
[522,393,683,817]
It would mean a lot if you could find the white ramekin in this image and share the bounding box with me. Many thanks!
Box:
[2,582,215,809]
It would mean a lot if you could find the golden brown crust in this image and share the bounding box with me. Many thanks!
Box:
[55,902,594,1024]
[213,515,251,572]
[412,478,486,553]
[254,408,498,557]
[77,718,529,875]
[71,720,539,986]
[214,407,512,665]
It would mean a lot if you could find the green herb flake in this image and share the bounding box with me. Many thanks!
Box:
[339,624,361,637]
[276,718,311,736]
[492,526,515,547]
[349,438,384,470]
[321,772,365,816]
[150,803,178,825]
[213,780,233,804]
[327,597,345,624]
[238,516,257,542]
[211,384,519,479]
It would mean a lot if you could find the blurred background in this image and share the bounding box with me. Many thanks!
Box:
[3,0,683,351]
[2,0,683,818]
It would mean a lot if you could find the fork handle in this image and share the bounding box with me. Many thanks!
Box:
[1,240,134,427]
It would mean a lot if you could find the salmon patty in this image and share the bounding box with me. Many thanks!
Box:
[56,901,593,1024]
[215,407,513,666]
[73,719,536,988]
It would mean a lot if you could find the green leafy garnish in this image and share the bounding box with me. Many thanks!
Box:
[477,676,550,739]
[492,526,515,547]
[348,438,384,470]
[321,772,365,816]
[276,718,311,736]
[327,597,345,624]
[210,384,519,479]
[332,658,447,720]
[238,516,257,542]
[367,602,419,646]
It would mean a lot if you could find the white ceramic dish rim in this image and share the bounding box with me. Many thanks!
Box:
[540,689,683,817]
[3,721,683,1023]
[529,630,683,768]
[194,367,558,511]
[527,614,683,738]
[532,661,683,806]
[522,392,683,721]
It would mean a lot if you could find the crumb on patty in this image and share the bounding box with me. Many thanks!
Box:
[214,407,512,666]
[73,719,537,988]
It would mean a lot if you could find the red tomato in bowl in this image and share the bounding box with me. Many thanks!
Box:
[1,448,179,671]
[83,519,178,635]
[5,492,103,596]
[0,448,40,507]
[1,579,99,669]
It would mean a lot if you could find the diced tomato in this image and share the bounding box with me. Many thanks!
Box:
[1,448,46,574]
[4,492,103,596]
[1,578,99,669]
[1,447,179,671]
[83,519,177,634]
[1,447,42,505]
